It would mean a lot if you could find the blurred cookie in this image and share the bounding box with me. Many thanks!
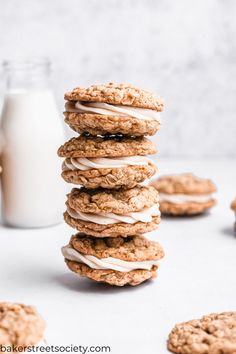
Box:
[58,134,157,189]
[64,185,161,237]
[64,83,164,136]
[62,234,164,286]
[150,173,216,215]
[231,198,236,213]
[0,302,45,346]
[168,312,236,354]
[231,198,236,231]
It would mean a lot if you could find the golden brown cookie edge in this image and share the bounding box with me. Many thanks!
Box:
[64,112,161,137]
[61,162,157,189]
[64,82,164,111]
[65,260,158,286]
[64,212,160,237]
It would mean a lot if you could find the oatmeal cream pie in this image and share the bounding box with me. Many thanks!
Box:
[230,198,236,231]
[231,199,236,213]
[150,173,217,216]
[0,302,46,346]
[168,312,236,354]
[64,185,161,237]
[62,234,164,286]
[64,83,164,136]
[58,134,157,189]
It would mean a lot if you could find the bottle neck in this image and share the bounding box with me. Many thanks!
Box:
[3,59,51,92]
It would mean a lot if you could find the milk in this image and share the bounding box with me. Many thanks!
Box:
[1,89,66,227]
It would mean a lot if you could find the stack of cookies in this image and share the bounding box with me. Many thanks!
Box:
[58,83,165,286]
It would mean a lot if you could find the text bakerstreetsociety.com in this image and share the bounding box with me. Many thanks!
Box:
[0,345,111,353]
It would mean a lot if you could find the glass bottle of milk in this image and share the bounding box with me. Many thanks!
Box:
[0,59,66,228]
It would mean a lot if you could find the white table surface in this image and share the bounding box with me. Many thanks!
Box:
[0,159,236,353]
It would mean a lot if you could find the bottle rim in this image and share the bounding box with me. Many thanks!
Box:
[2,57,51,72]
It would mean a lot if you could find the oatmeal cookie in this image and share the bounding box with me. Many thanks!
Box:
[0,302,45,346]
[64,82,164,110]
[168,312,236,354]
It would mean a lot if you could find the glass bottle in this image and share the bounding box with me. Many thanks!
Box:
[0,59,66,228]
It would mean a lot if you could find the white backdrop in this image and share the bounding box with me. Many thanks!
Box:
[0,0,236,157]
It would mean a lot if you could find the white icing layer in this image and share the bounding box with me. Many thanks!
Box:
[62,245,159,272]
[63,156,153,171]
[159,193,213,203]
[65,101,160,122]
[67,204,160,225]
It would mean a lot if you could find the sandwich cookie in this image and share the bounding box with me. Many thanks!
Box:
[168,312,236,354]
[64,185,161,237]
[230,198,236,231]
[58,134,157,189]
[64,83,164,136]
[151,173,217,215]
[0,302,45,346]
[62,234,165,286]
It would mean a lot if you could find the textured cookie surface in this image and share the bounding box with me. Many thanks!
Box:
[151,173,216,195]
[64,82,164,111]
[231,199,236,212]
[69,234,164,261]
[58,134,157,158]
[64,111,160,137]
[62,161,157,189]
[0,302,45,346]
[160,200,216,216]
[168,312,236,354]
[64,212,160,237]
[66,260,158,286]
[67,185,159,214]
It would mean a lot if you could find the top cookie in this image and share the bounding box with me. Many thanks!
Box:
[0,302,45,346]
[69,234,164,262]
[151,173,216,195]
[58,134,157,158]
[65,83,164,111]
[231,198,236,212]
[168,312,236,354]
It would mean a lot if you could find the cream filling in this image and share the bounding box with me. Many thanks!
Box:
[159,193,213,204]
[65,101,160,122]
[67,204,160,225]
[63,156,153,171]
[62,245,159,272]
